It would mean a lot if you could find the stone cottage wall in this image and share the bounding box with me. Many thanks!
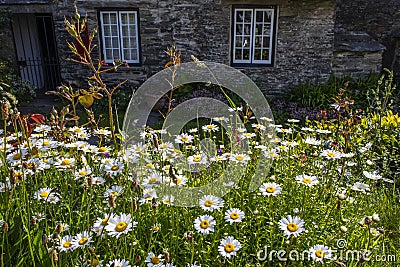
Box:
[335,0,400,78]
[1,0,336,96]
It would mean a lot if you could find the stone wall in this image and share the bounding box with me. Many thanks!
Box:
[335,0,400,77]
[1,0,336,95]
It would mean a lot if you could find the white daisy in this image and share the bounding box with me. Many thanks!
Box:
[278,215,305,238]
[104,185,123,199]
[143,172,163,187]
[105,258,131,267]
[187,153,207,165]
[74,166,92,180]
[72,231,92,249]
[363,170,382,181]
[351,182,370,193]
[103,159,124,176]
[54,157,76,170]
[295,174,319,187]
[218,236,242,258]
[58,235,75,252]
[202,124,219,132]
[199,195,224,212]
[224,208,245,224]
[259,182,282,197]
[145,252,164,267]
[309,244,332,263]
[229,153,250,163]
[175,133,194,144]
[34,187,54,201]
[304,137,322,146]
[194,215,216,235]
[320,149,342,159]
[104,213,137,238]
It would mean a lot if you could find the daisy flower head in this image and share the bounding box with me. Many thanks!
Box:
[32,212,46,222]
[187,153,207,165]
[202,123,219,133]
[72,231,92,249]
[309,244,332,263]
[229,153,250,164]
[304,137,322,146]
[94,128,112,136]
[363,170,382,181]
[74,166,92,179]
[105,213,137,238]
[278,215,305,238]
[34,187,56,201]
[143,172,163,187]
[145,252,164,267]
[351,182,370,193]
[106,258,131,267]
[199,195,224,212]
[320,149,342,160]
[224,208,245,224]
[295,174,319,187]
[93,213,115,230]
[194,215,216,235]
[103,159,124,176]
[259,182,282,197]
[54,157,76,170]
[175,133,194,144]
[140,187,158,205]
[58,235,74,253]
[104,185,123,199]
[240,132,256,139]
[218,236,242,258]
[251,123,266,131]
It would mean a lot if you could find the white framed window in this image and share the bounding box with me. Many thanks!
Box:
[99,10,140,64]
[232,6,277,66]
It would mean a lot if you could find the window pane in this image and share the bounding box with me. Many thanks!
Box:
[236,24,242,35]
[112,37,119,47]
[103,26,110,37]
[244,11,252,22]
[102,13,110,24]
[109,13,117,24]
[254,36,261,48]
[130,37,137,48]
[243,24,251,35]
[262,50,270,61]
[121,25,129,36]
[111,26,118,36]
[129,13,136,24]
[263,24,271,36]
[104,38,111,48]
[106,49,112,59]
[256,10,263,22]
[122,37,129,47]
[113,49,120,60]
[264,10,272,21]
[129,27,136,36]
[243,49,250,60]
[121,13,128,24]
[263,37,270,48]
[255,23,262,35]
[243,37,250,48]
[235,36,242,48]
[236,10,244,22]
[235,49,242,60]
[254,49,261,60]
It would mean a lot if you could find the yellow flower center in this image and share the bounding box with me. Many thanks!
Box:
[287,222,299,232]
[200,220,210,229]
[224,243,235,253]
[315,249,326,258]
[327,152,335,157]
[98,147,107,152]
[204,200,213,207]
[91,259,100,266]
[111,191,118,197]
[101,218,109,226]
[61,159,71,166]
[266,186,275,193]
[181,136,189,142]
[111,165,119,171]
[13,153,21,160]
[207,125,214,129]
[78,237,88,245]
[63,241,72,248]
[302,178,312,184]
[151,256,160,264]
[149,177,158,184]
[230,212,239,220]
[43,141,51,146]
[40,191,49,198]
[193,156,202,162]
[153,226,160,231]
[115,222,127,232]
[146,163,154,168]
[74,128,82,133]
[79,171,87,176]
[235,155,244,161]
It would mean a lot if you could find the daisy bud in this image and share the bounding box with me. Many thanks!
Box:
[293,208,299,214]
[88,247,95,255]
[108,194,115,208]
[372,213,380,222]
[31,217,37,225]
[253,210,259,215]
[337,193,346,200]
[2,222,8,232]
[132,198,137,213]
[221,258,226,265]
[185,232,194,243]
[51,249,58,263]
[164,250,170,263]
[340,226,348,233]
[56,224,62,234]
[87,176,93,186]
[42,234,48,246]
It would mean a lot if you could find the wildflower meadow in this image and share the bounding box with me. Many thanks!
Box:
[0,9,399,267]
